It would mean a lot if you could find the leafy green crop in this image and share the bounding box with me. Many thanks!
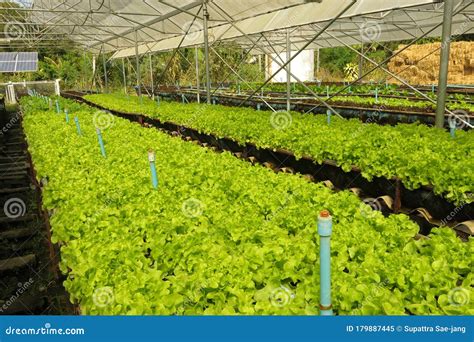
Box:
[229,82,473,108]
[21,96,472,315]
[84,94,474,204]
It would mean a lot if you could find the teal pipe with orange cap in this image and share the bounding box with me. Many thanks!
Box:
[318,210,333,316]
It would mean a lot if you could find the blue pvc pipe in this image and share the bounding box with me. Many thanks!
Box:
[257,103,261,111]
[318,210,333,316]
[182,94,185,103]
[156,96,160,105]
[55,100,60,114]
[96,128,107,157]
[148,150,158,189]
[326,109,331,125]
[74,116,82,135]
[449,120,456,138]
[64,109,69,123]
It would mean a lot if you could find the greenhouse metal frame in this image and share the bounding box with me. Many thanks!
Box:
[1,0,473,127]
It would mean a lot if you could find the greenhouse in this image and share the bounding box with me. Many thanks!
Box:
[0,0,472,328]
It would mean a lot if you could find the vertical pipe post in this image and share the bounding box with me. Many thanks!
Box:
[203,4,211,104]
[92,55,96,89]
[149,53,155,100]
[64,109,69,123]
[286,29,291,112]
[257,103,261,111]
[435,0,454,128]
[122,58,127,95]
[48,98,52,111]
[135,31,142,102]
[74,116,82,135]
[449,118,456,138]
[148,150,159,189]
[326,86,329,98]
[102,52,108,93]
[96,128,107,157]
[359,43,364,80]
[326,109,331,125]
[316,48,320,79]
[55,100,60,114]
[318,210,333,316]
[375,87,378,103]
[195,46,201,103]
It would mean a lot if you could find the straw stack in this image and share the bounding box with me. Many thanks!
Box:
[387,42,474,85]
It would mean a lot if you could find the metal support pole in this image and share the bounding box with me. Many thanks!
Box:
[435,0,454,128]
[359,43,363,80]
[318,210,333,316]
[135,31,142,100]
[122,58,127,95]
[316,48,320,79]
[92,55,96,89]
[203,4,211,104]
[102,52,108,93]
[195,46,201,103]
[286,29,291,112]
[149,54,155,100]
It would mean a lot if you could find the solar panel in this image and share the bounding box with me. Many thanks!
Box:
[0,52,38,72]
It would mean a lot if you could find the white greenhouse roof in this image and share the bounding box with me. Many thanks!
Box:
[0,0,472,56]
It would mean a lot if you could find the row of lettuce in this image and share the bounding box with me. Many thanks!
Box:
[22,96,472,315]
[228,82,472,104]
[84,94,474,205]
[22,98,474,315]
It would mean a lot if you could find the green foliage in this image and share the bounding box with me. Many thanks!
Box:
[21,96,472,315]
[85,94,474,204]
